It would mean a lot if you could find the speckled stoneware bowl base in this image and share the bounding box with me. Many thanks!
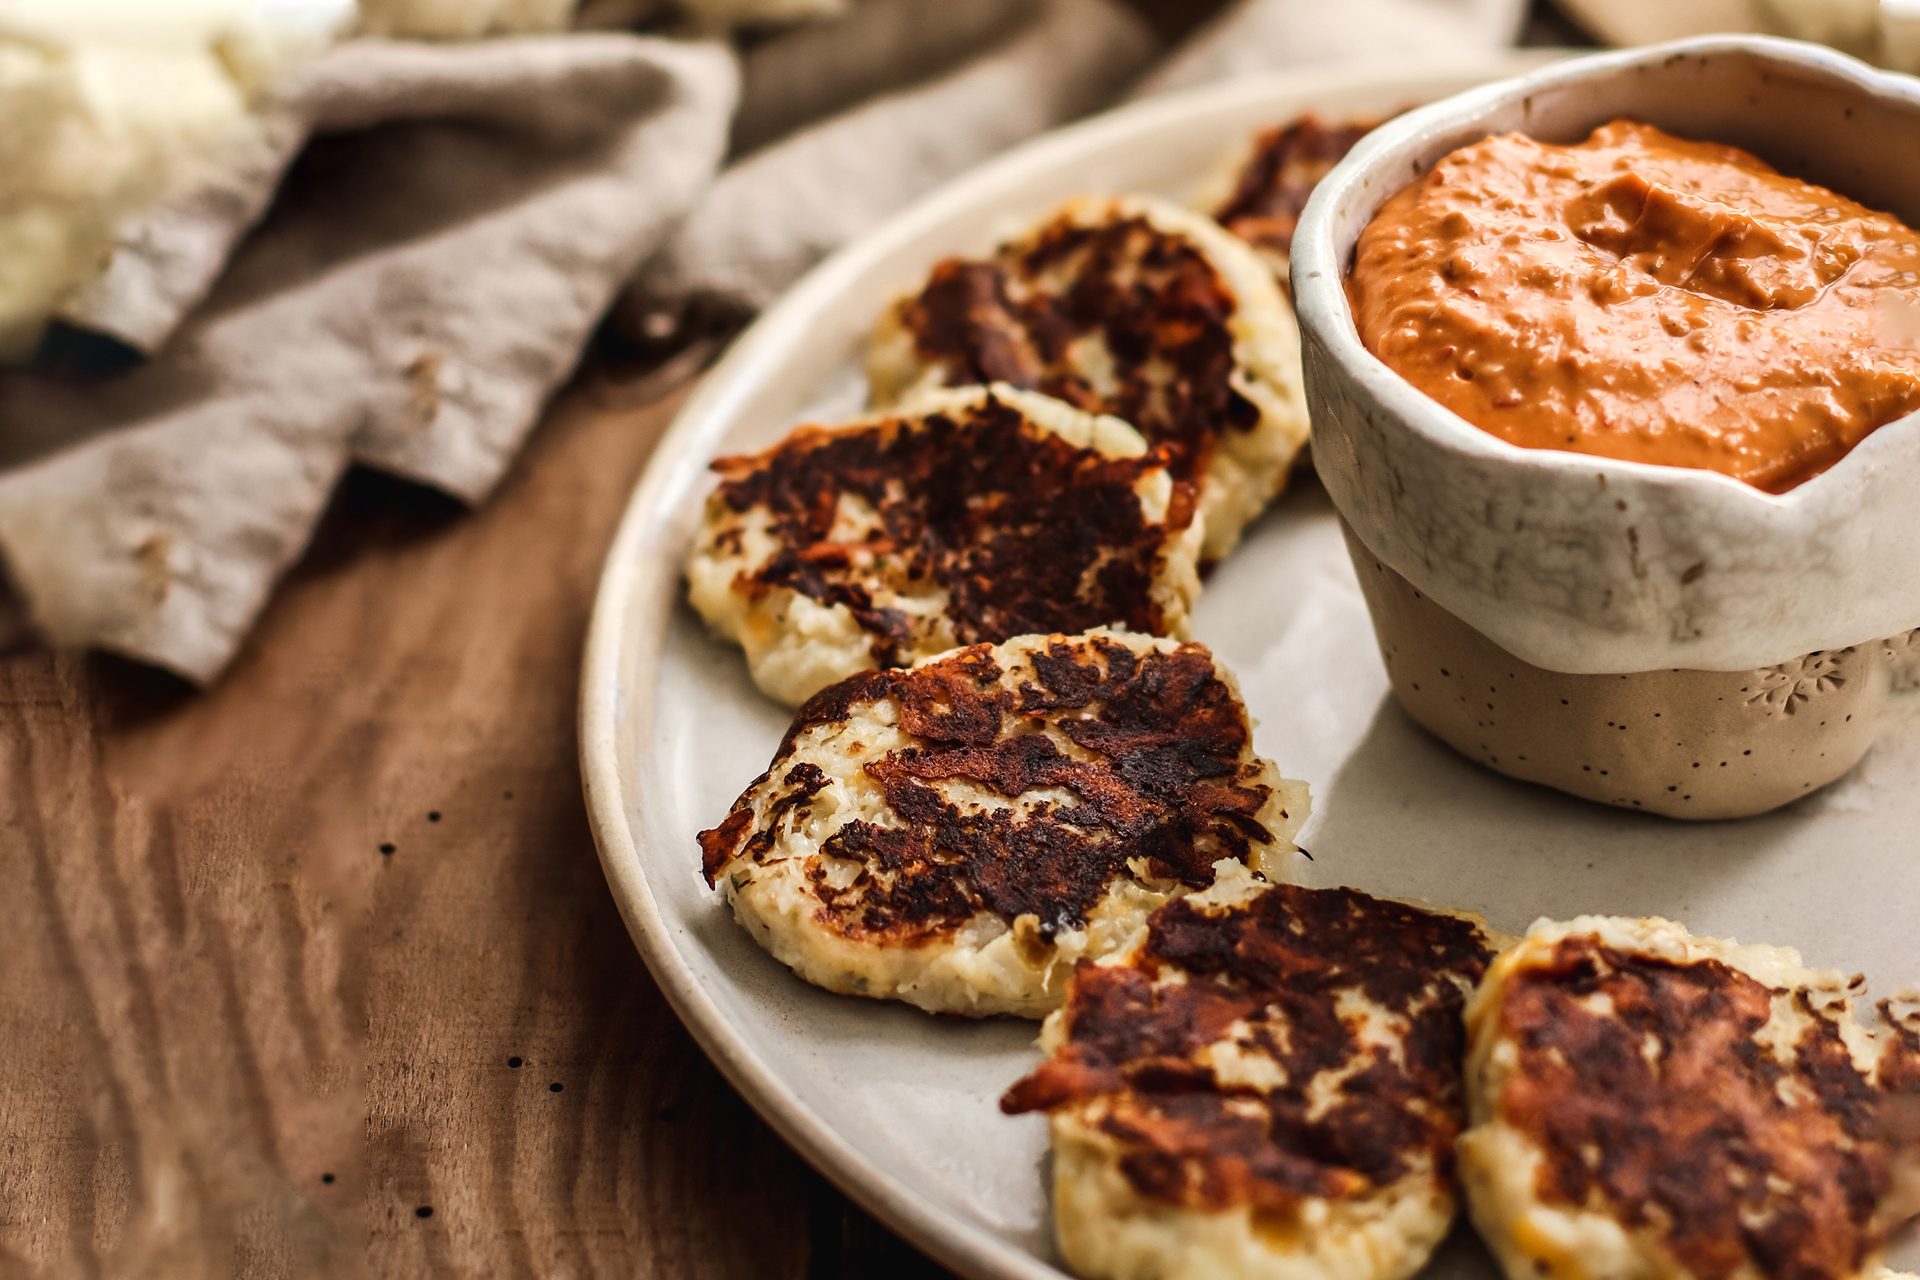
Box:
[1344,525,1916,820]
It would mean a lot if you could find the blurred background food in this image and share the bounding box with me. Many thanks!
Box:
[1557,0,1920,68]
[0,0,335,360]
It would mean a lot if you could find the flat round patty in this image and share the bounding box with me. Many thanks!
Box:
[869,195,1308,561]
[686,385,1202,706]
[1460,917,1920,1280]
[1002,867,1499,1280]
[697,630,1308,1018]
[1205,115,1385,289]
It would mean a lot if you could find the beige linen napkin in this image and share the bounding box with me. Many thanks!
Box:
[1135,0,1527,96]
[357,0,582,37]
[630,0,1158,314]
[61,34,734,359]
[358,0,850,38]
[0,35,735,682]
[727,0,1034,155]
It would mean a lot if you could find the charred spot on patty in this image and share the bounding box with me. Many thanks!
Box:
[709,396,1194,666]
[1003,884,1495,1213]
[1212,116,1384,271]
[699,635,1280,946]
[895,216,1253,479]
[1491,935,1911,1280]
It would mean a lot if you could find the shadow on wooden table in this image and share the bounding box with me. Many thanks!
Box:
[0,362,958,1278]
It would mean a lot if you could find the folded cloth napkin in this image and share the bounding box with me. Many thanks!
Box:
[358,0,850,39]
[727,0,1035,156]
[0,35,735,681]
[356,0,585,37]
[1136,0,1526,96]
[629,0,1157,314]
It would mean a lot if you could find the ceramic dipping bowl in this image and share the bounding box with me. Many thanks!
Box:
[1291,36,1920,819]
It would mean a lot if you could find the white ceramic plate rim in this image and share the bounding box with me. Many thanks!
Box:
[580,53,1560,1280]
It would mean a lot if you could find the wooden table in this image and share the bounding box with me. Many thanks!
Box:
[0,363,959,1278]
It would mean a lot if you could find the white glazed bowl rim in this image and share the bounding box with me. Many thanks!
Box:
[1291,36,1920,673]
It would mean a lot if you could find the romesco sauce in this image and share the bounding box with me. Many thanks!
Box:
[1346,119,1920,491]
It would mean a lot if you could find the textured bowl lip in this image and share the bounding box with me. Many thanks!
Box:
[1290,34,1920,514]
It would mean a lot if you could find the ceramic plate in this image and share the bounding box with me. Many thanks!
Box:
[580,52,1920,1280]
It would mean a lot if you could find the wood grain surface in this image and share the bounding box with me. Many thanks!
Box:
[0,366,958,1279]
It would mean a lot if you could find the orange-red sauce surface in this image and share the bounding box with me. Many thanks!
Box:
[1346,119,1920,491]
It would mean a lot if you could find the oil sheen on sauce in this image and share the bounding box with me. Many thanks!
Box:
[1346,119,1920,491]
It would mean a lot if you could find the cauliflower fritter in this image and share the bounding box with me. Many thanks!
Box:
[868,195,1308,561]
[1459,915,1920,1280]
[1002,864,1502,1280]
[687,385,1203,706]
[697,630,1309,1018]
[1195,115,1385,292]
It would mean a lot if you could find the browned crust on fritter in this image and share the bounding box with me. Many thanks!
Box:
[895,216,1260,482]
[697,636,1278,947]
[1212,116,1385,272]
[709,397,1195,665]
[1002,886,1494,1214]
[1491,936,1916,1280]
